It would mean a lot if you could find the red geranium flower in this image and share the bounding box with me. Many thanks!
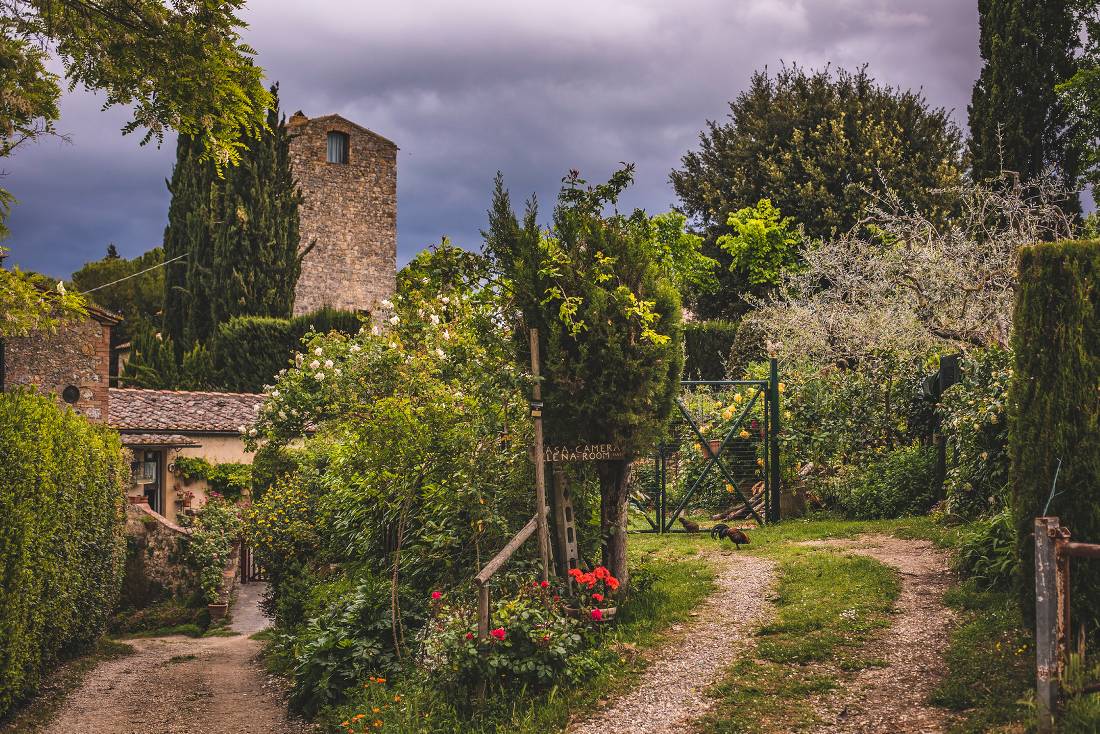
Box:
[592,592,604,602]
[540,580,550,588]
[590,608,603,621]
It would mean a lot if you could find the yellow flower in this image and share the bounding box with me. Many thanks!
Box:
[777,382,786,393]
[739,430,750,439]
[734,393,744,403]
[725,483,734,493]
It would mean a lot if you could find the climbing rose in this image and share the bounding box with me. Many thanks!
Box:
[464,632,474,640]
[490,627,506,641]
[590,608,603,621]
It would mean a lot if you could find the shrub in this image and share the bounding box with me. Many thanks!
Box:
[287,571,420,717]
[684,320,739,380]
[822,443,938,519]
[173,456,252,501]
[181,495,242,603]
[1011,240,1100,632]
[0,390,126,717]
[954,510,1018,590]
[212,306,362,392]
[939,348,1012,519]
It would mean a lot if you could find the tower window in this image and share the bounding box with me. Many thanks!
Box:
[327,131,349,164]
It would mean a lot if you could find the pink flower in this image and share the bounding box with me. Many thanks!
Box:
[490,627,506,641]
[540,580,550,589]
[590,608,603,621]
[592,592,604,603]
[431,591,442,600]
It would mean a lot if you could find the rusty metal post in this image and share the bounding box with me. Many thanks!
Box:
[1035,516,1060,733]
[529,329,552,582]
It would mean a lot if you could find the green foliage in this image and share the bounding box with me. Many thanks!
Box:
[672,64,963,319]
[683,320,739,380]
[939,348,1012,519]
[0,250,87,338]
[70,246,164,345]
[423,581,598,698]
[181,495,241,604]
[954,510,1018,590]
[485,166,687,580]
[397,238,491,299]
[1011,240,1100,633]
[1,2,271,232]
[285,571,419,717]
[970,0,1080,206]
[119,327,180,389]
[179,343,216,390]
[173,457,251,501]
[0,390,126,718]
[716,199,802,288]
[1062,651,1100,733]
[163,86,304,355]
[1061,7,1100,196]
[821,444,938,520]
[211,307,362,393]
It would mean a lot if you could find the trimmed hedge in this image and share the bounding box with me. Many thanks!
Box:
[212,307,362,392]
[0,390,126,717]
[1011,240,1100,632]
[684,320,739,380]
[821,443,938,519]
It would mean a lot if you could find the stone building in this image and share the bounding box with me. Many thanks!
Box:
[0,303,120,422]
[287,112,398,316]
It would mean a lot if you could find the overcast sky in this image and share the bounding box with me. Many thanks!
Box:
[5,0,980,279]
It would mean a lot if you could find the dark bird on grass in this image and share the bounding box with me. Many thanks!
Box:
[678,517,700,533]
[711,523,750,548]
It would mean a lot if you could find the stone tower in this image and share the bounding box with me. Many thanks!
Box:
[286,112,397,316]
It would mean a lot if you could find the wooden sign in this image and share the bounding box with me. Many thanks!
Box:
[544,443,624,462]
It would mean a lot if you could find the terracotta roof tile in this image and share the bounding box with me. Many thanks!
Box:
[108,388,263,433]
[118,433,202,448]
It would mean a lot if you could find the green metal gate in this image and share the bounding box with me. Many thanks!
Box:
[632,358,782,531]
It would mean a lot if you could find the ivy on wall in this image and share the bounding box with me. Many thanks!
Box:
[173,456,251,501]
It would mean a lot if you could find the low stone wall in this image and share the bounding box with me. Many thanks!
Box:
[120,503,200,608]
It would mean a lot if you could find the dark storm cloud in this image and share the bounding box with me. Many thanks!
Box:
[4,0,979,279]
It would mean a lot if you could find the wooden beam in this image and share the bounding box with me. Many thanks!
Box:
[474,516,538,586]
[530,328,552,582]
[1035,516,1060,733]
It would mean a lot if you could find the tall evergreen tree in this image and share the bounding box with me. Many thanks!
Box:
[162,84,306,358]
[968,0,1081,209]
[162,133,217,357]
[210,85,308,328]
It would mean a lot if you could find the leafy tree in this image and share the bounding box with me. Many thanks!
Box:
[163,86,304,357]
[0,248,85,338]
[1059,4,1100,198]
[485,167,687,584]
[717,199,802,290]
[119,328,179,389]
[671,64,964,319]
[969,0,1081,208]
[0,1,270,233]
[70,246,164,345]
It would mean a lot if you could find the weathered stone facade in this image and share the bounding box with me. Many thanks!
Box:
[287,112,397,316]
[1,306,118,422]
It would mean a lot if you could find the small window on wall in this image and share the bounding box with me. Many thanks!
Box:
[327,131,349,164]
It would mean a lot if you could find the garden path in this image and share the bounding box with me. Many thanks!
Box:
[43,582,312,734]
[568,549,775,734]
[799,534,957,734]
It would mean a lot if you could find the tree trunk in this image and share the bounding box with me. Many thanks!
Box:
[596,459,631,588]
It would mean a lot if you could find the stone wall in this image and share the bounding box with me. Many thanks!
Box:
[121,502,199,606]
[288,113,397,316]
[2,315,112,422]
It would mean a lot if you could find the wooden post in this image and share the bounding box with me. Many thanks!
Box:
[551,465,578,587]
[529,328,552,583]
[768,357,782,524]
[477,583,490,641]
[1035,516,1060,733]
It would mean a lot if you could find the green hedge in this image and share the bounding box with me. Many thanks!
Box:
[1011,240,1100,632]
[0,390,126,717]
[212,307,362,392]
[821,443,938,519]
[684,320,739,380]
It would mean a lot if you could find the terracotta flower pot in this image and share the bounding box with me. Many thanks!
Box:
[699,439,721,459]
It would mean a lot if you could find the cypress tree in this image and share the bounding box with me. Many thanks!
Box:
[162,133,217,357]
[968,0,1081,209]
[210,84,306,328]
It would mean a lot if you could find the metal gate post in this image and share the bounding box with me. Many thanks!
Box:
[1035,516,1059,733]
[768,358,781,523]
